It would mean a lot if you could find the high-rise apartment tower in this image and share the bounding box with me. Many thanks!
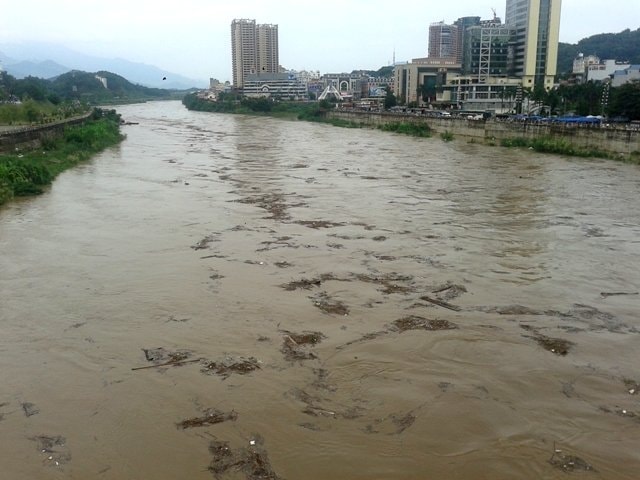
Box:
[231,19,279,89]
[428,22,459,60]
[505,0,562,89]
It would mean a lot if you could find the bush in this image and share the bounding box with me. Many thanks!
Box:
[378,122,431,137]
[0,114,123,206]
[440,131,454,142]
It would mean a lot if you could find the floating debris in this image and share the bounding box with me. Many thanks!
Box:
[274,261,293,269]
[310,292,349,316]
[431,283,468,301]
[31,435,72,467]
[293,220,345,229]
[420,295,461,312]
[201,357,261,379]
[21,402,40,417]
[281,278,322,291]
[233,193,293,221]
[623,379,639,395]
[177,409,238,429]
[534,334,573,356]
[365,411,417,435]
[355,273,415,295]
[600,291,638,298]
[208,436,281,480]
[191,235,219,251]
[391,316,457,332]
[280,331,325,361]
[549,446,596,473]
[132,348,199,371]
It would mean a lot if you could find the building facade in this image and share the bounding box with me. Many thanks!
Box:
[231,19,279,89]
[429,22,460,60]
[462,21,515,80]
[242,73,307,100]
[394,58,462,106]
[505,0,562,89]
[588,60,631,82]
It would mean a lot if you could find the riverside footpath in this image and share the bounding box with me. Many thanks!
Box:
[0,111,93,153]
[327,110,640,160]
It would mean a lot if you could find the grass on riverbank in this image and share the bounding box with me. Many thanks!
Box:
[500,136,615,159]
[378,122,432,137]
[183,94,434,136]
[0,99,90,126]
[0,109,123,206]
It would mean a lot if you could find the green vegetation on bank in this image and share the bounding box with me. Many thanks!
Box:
[0,109,123,206]
[0,98,89,125]
[183,93,433,137]
[499,136,618,160]
[378,122,431,137]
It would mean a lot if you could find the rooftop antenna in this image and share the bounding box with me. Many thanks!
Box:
[491,8,497,21]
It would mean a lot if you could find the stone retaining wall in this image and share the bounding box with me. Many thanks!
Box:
[327,111,640,158]
[0,113,93,153]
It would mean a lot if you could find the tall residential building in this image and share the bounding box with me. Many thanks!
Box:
[257,24,279,74]
[428,22,459,60]
[231,19,279,89]
[505,0,562,89]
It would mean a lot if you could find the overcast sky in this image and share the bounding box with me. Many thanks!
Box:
[1,0,638,82]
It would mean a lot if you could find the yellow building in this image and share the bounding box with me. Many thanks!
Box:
[505,0,562,90]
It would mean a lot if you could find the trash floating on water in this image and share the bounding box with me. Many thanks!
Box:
[391,316,457,332]
[280,330,325,361]
[548,444,596,473]
[201,356,261,379]
[177,409,238,429]
[208,435,281,480]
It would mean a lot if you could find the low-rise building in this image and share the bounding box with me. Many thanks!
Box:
[242,72,308,100]
[611,65,640,87]
[394,58,462,106]
[443,76,522,113]
[321,73,366,101]
[587,60,631,82]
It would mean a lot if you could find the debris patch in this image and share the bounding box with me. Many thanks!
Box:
[280,331,325,361]
[208,436,281,480]
[177,409,238,429]
[549,447,596,473]
[391,316,457,332]
[202,357,261,378]
[311,292,349,315]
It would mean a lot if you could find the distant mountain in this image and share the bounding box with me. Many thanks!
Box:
[5,59,70,80]
[49,70,174,102]
[1,69,176,104]
[557,28,640,75]
[0,42,206,89]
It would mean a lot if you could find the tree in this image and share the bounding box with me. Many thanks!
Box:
[384,88,397,110]
[609,80,640,120]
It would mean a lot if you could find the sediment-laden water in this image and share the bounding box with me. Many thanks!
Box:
[1,101,639,479]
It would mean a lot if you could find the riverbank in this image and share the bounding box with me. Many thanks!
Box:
[0,109,123,206]
[327,110,640,162]
[182,94,639,162]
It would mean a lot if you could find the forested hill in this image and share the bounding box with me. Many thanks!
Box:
[1,70,178,104]
[558,28,640,75]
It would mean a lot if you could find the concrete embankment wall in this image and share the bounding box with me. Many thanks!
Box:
[0,113,93,153]
[327,111,640,158]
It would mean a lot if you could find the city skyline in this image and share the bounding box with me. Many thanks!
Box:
[1,0,638,83]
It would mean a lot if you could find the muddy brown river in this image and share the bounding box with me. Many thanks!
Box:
[1,101,639,479]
